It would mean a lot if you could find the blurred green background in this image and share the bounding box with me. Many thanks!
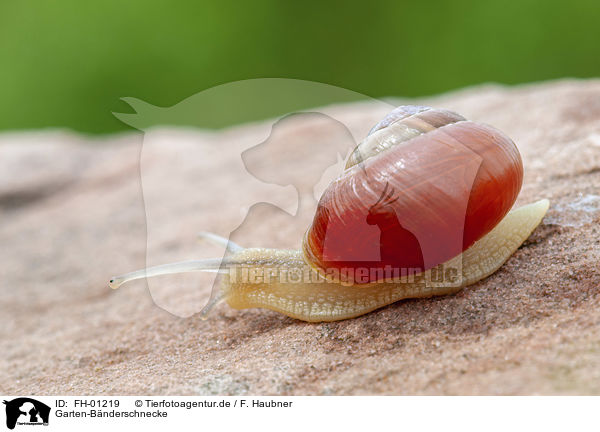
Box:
[1,0,599,134]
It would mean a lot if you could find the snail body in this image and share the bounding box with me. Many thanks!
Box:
[110,106,549,322]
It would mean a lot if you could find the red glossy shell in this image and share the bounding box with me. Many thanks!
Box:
[302,107,523,284]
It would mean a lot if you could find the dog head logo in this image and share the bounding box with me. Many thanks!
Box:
[3,398,50,429]
[113,78,393,317]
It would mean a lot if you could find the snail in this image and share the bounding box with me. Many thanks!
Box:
[109,105,549,322]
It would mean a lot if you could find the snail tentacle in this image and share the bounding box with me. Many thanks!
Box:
[198,287,229,320]
[110,232,243,289]
[197,231,243,252]
[109,258,229,289]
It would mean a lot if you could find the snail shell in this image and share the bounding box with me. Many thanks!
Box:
[303,106,523,284]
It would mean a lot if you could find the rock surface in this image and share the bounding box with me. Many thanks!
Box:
[2,79,600,395]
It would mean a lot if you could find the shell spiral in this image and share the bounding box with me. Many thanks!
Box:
[302,105,523,284]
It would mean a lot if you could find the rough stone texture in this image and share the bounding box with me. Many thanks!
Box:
[2,79,600,395]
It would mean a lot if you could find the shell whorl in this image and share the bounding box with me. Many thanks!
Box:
[345,106,466,169]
